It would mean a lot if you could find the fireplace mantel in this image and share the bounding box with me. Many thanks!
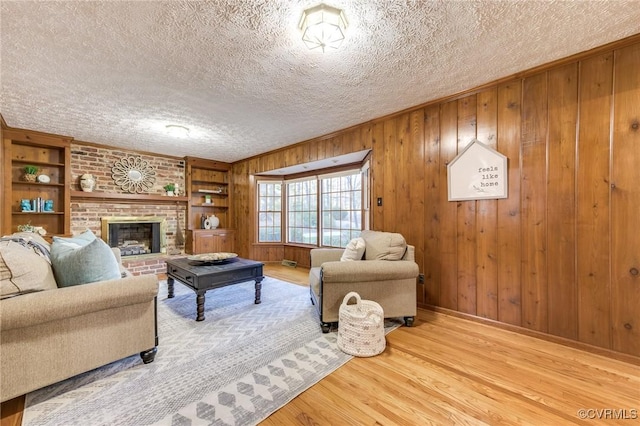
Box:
[71,190,188,204]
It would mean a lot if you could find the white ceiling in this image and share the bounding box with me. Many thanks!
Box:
[1,1,639,164]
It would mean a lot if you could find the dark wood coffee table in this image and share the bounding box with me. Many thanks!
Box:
[165,256,264,321]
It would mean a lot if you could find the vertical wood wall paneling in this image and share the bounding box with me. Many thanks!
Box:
[546,63,579,339]
[234,161,250,257]
[456,96,478,315]
[475,88,499,320]
[331,134,344,157]
[229,37,640,358]
[395,113,413,240]
[284,246,311,268]
[438,100,459,310]
[409,110,426,304]
[371,122,385,229]
[577,52,613,348]
[611,43,640,356]
[423,105,441,305]
[520,72,549,332]
[382,119,398,231]
[496,81,523,326]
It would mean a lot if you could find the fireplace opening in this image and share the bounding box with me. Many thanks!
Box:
[101,217,166,257]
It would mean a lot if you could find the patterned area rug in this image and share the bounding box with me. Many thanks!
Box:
[23,277,401,426]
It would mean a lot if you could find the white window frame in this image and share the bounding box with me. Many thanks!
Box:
[256,165,368,248]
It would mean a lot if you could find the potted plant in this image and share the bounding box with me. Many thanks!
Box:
[23,165,39,182]
[163,183,176,196]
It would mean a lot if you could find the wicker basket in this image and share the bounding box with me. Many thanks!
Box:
[337,292,385,357]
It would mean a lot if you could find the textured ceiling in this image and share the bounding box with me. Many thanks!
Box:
[1,1,639,163]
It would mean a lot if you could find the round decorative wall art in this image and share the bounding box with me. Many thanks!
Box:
[111,157,156,193]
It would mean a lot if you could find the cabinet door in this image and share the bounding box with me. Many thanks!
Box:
[216,232,234,252]
[195,233,215,253]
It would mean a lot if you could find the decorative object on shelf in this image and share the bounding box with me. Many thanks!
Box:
[23,197,48,212]
[44,199,54,212]
[80,174,96,192]
[17,222,34,232]
[203,214,219,230]
[23,165,39,182]
[200,213,206,229]
[204,194,212,204]
[299,3,348,52]
[16,222,46,236]
[163,183,176,196]
[20,199,32,212]
[37,174,51,183]
[111,157,156,193]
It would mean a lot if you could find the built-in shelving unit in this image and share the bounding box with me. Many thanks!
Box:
[184,157,234,254]
[2,128,72,237]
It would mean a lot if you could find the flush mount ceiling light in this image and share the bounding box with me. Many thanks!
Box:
[299,3,348,52]
[165,124,190,138]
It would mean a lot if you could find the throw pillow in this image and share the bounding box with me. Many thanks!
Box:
[0,240,57,297]
[52,228,96,248]
[340,237,366,261]
[360,230,407,260]
[51,237,121,287]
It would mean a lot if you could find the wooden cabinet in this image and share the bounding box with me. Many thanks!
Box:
[2,128,71,238]
[185,229,235,254]
[184,157,234,254]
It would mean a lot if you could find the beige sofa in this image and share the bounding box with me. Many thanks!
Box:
[309,230,419,333]
[0,233,158,402]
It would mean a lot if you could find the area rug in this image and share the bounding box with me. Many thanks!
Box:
[23,277,401,426]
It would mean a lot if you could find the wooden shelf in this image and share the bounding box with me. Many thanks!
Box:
[11,159,65,167]
[12,211,64,215]
[12,181,65,187]
[71,191,189,204]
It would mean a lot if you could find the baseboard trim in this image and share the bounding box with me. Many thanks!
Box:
[418,305,640,366]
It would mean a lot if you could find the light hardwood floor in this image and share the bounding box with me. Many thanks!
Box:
[3,265,638,426]
[261,264,639,425]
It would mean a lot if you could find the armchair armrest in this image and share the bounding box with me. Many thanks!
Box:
[310,248,344,267]
[321,260,419,283]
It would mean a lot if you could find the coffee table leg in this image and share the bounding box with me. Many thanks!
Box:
[167,277,175,298]
[196,292,205,321]
[254,277,263,304]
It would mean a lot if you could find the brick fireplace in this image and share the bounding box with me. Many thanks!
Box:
[70,143,187,275]
[101,216,167,257]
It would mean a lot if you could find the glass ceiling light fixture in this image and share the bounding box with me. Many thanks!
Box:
[299,3,348,52]
[165,124,190,138]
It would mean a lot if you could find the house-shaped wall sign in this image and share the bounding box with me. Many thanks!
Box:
[447,139,508,201]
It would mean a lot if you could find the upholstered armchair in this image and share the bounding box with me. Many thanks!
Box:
[309,230,419,333]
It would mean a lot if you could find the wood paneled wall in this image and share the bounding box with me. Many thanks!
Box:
[232,37,640,357]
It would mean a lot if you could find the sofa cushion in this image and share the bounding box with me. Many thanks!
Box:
[360,230,407,260]
[340,237,366,261]
[51,234,121,287]
[0,240,57,297]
